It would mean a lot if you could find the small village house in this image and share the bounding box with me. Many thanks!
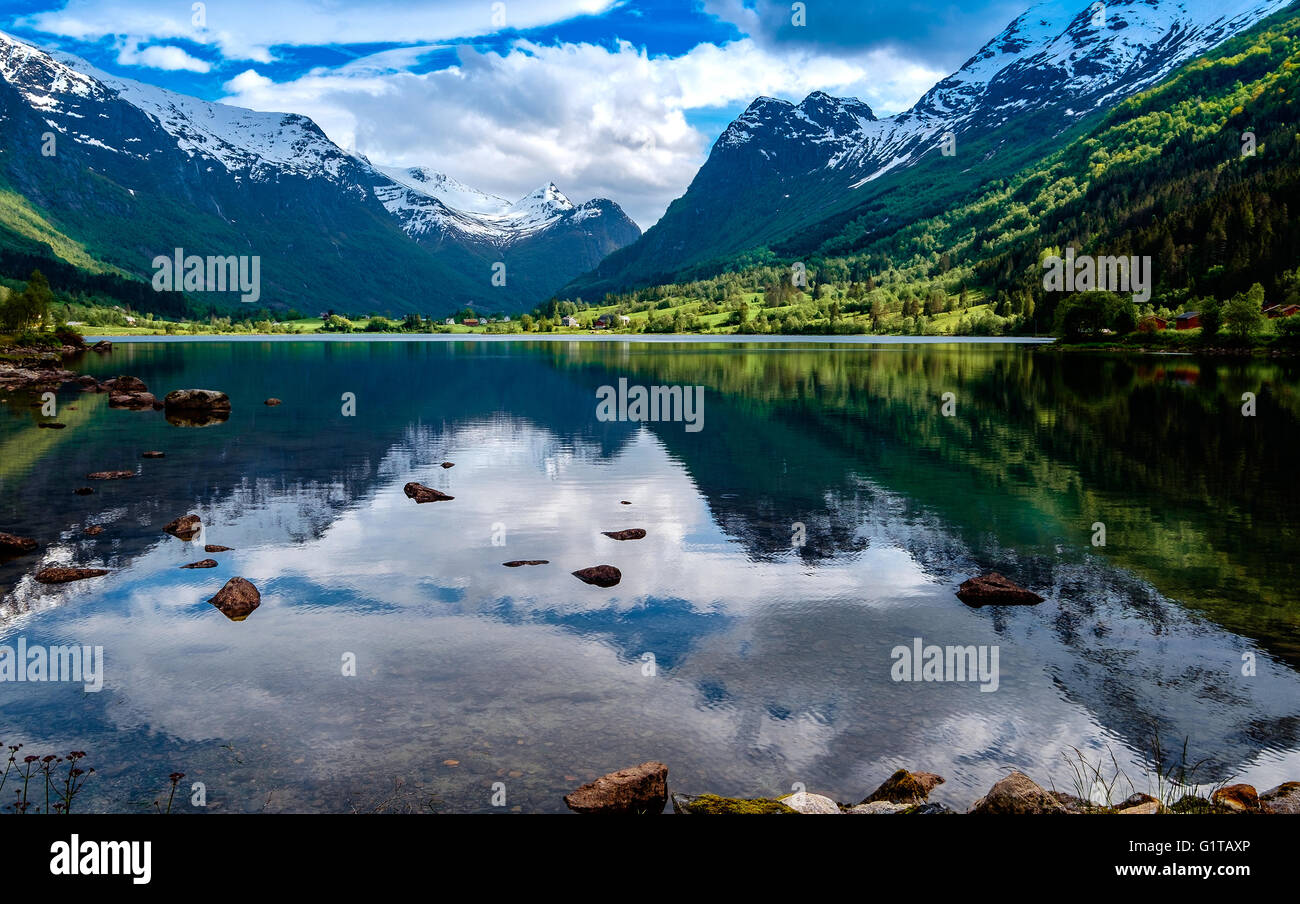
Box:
[1174,311,1201,330]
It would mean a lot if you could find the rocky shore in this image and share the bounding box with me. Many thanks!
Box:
[562,763,1300,815]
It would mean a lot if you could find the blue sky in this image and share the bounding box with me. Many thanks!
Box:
[1,1,1032,225]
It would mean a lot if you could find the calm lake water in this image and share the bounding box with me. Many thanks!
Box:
[1,337,1298,813]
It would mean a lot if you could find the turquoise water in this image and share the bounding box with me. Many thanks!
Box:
[0,338,1297,812]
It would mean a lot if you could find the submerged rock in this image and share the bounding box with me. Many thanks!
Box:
[572,565,621,588]
[503,560,549,567]
[563,762,668,815]
[0,533,38,555]
[37,422,66,429]
[671,793,796,815]
[861,769,945,805]
[956,573,1044,607]
[35,567,109,584]
[163,514,202,541]
[968,772,1068,815]
[403,482,454,503]
[73,487,94,496]
[83,526,104,537]
[141,451,166,459]
[165,409,229,428]
[208,577,260,621]
[181,559,219,569]
[1211,784,1260,813]
[86,470,135,480]
[602,528,646,541]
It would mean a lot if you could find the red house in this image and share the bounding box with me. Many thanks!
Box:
[1174,311,1201,330]
[1138,316,1168,332]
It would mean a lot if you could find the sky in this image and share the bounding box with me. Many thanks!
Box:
[1,0,1031,227]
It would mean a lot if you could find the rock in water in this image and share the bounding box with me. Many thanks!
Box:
[563,762,668,814]
[208,577,261,621]
[1211,784,1260,813]
[968,773,1068,814]
[264,398,282,406]
[572,565,621,588]
[37,422,66,429]
[779,791,842,814]
[163,514,202,541]
[104,375,148,393]
[87,471,135,480]
[181,559,219,569]
[1260,782,1300,814]
[440,462,454,468]
[73,487,94,496]
[846,801,911,814]
[602,528,646,541]
[956,573,1044,606]
[403,482,454,503]
[83,526,104,536]
[503,560,549,567]
[205,545,234,553]
[91,340,112,353]
[0,533,38,555]
[142,451,166,458]
[109,392,159,410]
[861,769,946,805]
[164,389,231,411]
[35,567,109,584]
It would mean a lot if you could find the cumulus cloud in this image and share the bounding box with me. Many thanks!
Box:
[221,38,944,227]
[116,40,211,73]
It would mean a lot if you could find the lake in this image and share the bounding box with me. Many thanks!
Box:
[1,337,1297,813]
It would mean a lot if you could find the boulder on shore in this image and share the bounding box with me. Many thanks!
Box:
[563,762,668,814]
[1260,782,1300,814]
[602,528,646,541]
[35,567,109,584]
[968,772,1068,815]
[1211,784,1260,813]
[861,769,946,805]
[163,514,202,541]
[573,565,621,588]
[208,577,260,621]
[0,533,38,555]
[164,389,231,411]
[778,791,841,814]
[403,482,454,503]
[671,793,796,815]
[956,573,1044,606]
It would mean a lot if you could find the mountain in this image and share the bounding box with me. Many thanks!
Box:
[372,166,641,307]
[567,0,1294,298]
[0,32,639,315]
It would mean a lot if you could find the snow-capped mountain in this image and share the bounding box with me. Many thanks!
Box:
[370,165,640,302]
[0,30,639,312]
[571,0,1293,295]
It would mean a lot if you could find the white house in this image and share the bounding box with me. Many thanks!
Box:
[445,318,455,325]
[562,315,581,328]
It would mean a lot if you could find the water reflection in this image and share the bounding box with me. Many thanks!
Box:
[0,339,1297,813]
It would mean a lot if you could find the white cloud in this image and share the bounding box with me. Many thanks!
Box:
[220,38,944,227]
[21,0,621,63]
[116,41,212,73]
